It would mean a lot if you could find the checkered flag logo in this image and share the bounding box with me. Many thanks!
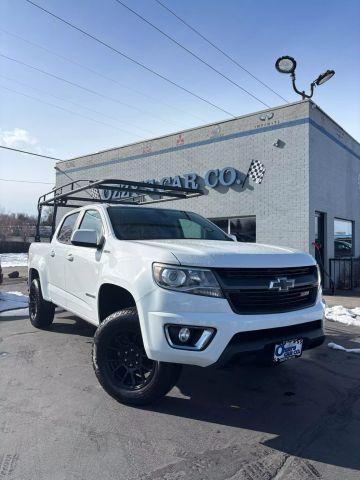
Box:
[89,187,101,199]
[248,159,266,184]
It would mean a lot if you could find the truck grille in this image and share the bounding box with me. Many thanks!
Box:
[214,266,319,314]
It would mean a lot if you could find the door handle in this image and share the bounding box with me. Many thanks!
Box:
[50,250,55,257]
[66,254,74,262]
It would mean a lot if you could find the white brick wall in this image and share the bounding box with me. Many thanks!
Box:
[55,100,359,257]
[309,103,360,263]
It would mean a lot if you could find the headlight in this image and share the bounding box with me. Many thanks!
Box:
[316,265,322,288]
[316,265,322,299]
[153,263,223,298]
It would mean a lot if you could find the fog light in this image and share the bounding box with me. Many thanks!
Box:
[165,325,216,350]
[178,327,191,343]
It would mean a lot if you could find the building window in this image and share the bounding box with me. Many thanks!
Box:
[334,218,353,257]
[210,216,256,242]
[211,218,228,233]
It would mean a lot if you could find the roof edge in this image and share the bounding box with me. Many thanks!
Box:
[57,99,359,166]
[56,99,310,165]
[309,101,360,146]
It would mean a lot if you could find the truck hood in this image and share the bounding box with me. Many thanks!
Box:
[134,239,315,268]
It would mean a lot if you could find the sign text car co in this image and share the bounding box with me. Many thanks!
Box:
[102,167,245,200]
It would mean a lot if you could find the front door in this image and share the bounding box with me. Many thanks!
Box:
[64,209,105,323]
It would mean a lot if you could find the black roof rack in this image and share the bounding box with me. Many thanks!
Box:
[35,178,203,241]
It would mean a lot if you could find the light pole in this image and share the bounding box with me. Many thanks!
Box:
[275,56,335,100]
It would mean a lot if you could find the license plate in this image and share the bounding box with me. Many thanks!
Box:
[273,339,303,363]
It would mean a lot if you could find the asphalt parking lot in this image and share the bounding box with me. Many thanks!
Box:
[1,304,360,480]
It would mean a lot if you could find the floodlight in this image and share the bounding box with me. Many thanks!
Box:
[275,55,335,100]
[315,70,335,86]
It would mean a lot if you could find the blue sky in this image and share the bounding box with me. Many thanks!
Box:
[1,0,359,214]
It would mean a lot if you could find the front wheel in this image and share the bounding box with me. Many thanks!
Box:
[92,308,182,405]
[29,278,55,329]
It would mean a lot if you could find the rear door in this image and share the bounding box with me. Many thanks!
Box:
[64,209,105,322]
[48,211,80,307]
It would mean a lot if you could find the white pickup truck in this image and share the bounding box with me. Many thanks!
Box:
[28,203,325,405]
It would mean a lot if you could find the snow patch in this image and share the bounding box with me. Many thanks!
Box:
[0,291,28,313]
[325,305,360,327]
[0,307,29,318]
[0,253,28,268]
[328,342,360,354]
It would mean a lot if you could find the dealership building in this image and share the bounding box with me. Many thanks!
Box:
[56,99,360,278]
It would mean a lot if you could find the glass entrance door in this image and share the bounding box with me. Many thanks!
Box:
[315,212,325,277]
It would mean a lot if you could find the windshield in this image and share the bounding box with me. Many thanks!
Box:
[108,206,231,241]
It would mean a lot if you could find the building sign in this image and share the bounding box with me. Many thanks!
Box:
[101,166,247,200]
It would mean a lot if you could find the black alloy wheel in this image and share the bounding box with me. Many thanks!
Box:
[29,282,38,321]
[28,278,55,329]
[104,330,156,391]
[92,308,182,405]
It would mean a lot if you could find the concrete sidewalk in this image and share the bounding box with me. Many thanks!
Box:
[323,291,360,309]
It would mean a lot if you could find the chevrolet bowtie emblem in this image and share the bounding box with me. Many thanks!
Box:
[269,277,295,292]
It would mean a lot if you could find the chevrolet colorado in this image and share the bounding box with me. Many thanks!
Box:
[28,203,325,405]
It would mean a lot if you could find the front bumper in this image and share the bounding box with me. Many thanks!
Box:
[138,288,325,367]
[213,319,325,367]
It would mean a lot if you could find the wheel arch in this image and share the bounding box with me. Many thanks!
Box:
[28,249,52,301]
[28,268,40,284]
[98,283,138,323]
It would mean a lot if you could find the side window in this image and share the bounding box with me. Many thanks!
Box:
[79,210,104,242]
[57,213,79,244]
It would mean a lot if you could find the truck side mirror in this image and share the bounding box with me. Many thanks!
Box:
[71,229,100,248]
[228,234,237,241]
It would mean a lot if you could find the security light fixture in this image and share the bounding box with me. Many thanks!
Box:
[275,55,335,100]
[273,139,285,149]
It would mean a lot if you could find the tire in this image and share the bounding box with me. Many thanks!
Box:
[29,278,55,329]
[92,308,182,406]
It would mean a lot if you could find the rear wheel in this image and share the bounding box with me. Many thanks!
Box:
[29,278,55,329]
[92,308,182,405]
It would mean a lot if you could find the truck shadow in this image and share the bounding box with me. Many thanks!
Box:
[49,314,96,338]
[146,344,360,473]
